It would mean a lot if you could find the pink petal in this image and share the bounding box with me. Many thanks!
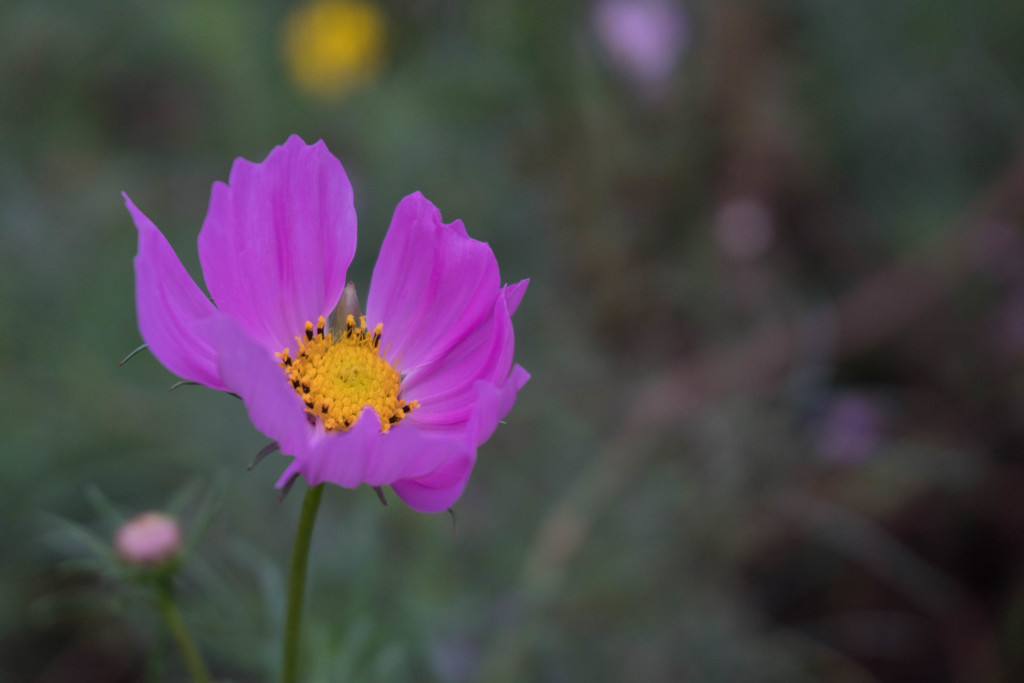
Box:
[211,315,312,456]
[403,294,516,426]
[276,410,381,489]
[276,408,472,491]
[364,419,473,485]
[365,192,500,374]
[272,358,525,511]
[391,453,476,513]
[125,193,226,390]
[197,135,357,352]
[469,364,531,446]
[388,366,528,512]
[503,279,529,317]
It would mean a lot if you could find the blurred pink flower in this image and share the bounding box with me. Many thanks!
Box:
[115,512,182,567]
[992,284,1024,356]
[714,197,775,262]
[125,136,529,512]
[593,0,688,89]
[818,393,886,465]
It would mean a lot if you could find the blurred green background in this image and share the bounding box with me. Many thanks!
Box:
[4,0,1024,680]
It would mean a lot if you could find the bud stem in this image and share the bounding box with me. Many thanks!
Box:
[156,578,213,683]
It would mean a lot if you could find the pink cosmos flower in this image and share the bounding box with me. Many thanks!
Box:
[125,136,529,513]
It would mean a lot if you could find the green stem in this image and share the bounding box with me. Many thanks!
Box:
[156,579,213,683]
[281,483,325,683]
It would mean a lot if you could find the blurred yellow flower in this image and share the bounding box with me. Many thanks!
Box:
[282,0,385,98]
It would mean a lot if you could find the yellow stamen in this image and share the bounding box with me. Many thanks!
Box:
[275,315,418,432]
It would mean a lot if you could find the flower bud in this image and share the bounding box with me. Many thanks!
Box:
[330,281,362,330]
[115,512,182,567]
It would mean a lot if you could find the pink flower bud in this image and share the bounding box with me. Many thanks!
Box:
[115,512,182,567]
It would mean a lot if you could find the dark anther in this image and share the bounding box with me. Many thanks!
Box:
[388,415,399,424]
[305,328,314,341]
[283,357,292,366]
[292,379,301,389]
[321,403,329,413]
[317,321,325,337]
[301,383,310,393]
[304,400,314,409]
[402,404,411,413]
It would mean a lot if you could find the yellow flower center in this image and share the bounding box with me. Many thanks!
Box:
[276,315,417,432]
